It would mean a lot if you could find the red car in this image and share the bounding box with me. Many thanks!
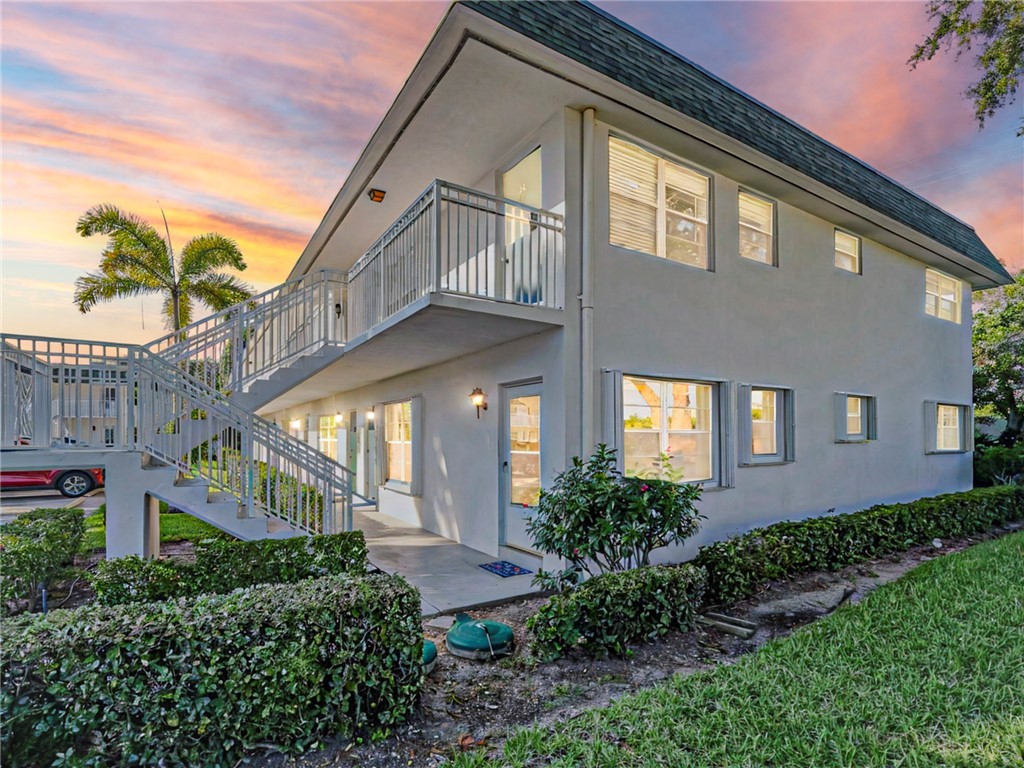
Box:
[0,468,104,498]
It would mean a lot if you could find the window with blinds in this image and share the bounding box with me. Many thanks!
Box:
[738,191,775,265]
[609,136,710,269]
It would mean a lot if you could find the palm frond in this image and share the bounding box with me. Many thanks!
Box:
[73,272,162,314]
[179,233,247,278]
[77,204,168,260]
[186,272,255,312]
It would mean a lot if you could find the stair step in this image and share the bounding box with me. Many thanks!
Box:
[206,491,238,504]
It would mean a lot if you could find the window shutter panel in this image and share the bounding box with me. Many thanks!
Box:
[834,392,848,442]
[719,381,735,487]
[373,405,385,484]
[866,397,878,441]
[609,137,658,256]
[601,369,624,470]
[737,384,753,466]
[923,401,937,454]
[410,396,423,495]
[964,405,974,452]
[784,389,796,462]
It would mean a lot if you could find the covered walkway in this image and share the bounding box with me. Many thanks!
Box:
[355,509,542,616]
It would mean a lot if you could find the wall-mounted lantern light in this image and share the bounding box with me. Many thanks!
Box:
[367,188,386,203]
[366,408,375,426]
[335,302,342,319]
[334,412,344,425]
[469,388,488,419]
[290,418,303,431]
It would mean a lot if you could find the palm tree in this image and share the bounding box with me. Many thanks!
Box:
[73,204,254,332]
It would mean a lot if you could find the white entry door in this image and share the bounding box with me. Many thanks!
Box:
[501,382,543,552]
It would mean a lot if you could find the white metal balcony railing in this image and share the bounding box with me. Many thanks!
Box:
[153,181,564,397]
[1,335,353,535]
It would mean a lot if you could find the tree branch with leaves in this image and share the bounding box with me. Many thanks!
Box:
[909,0,1024,135]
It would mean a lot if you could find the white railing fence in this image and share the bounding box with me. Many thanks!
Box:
[147,270,347,396]
[0,334,353,535]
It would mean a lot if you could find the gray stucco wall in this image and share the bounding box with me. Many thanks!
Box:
[588,120,973,555]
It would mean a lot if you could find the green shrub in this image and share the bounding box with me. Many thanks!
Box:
[91,530,369,606]
[528,445,703,590]
[974,443,1024,486]
[90,556,191,604]
[0,509,85,615]
[1,573,422,767]
[528,564,707,660]
[694,486,1024,606]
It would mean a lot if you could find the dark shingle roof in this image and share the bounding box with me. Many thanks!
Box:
[461,0,1011,282]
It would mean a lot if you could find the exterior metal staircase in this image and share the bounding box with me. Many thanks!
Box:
[1,335,353,540]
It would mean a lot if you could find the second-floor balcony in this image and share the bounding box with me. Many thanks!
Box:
[345,180,565,341]
[147,181,566,412]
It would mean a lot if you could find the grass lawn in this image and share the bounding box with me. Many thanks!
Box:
[457,532,1024,767]
[82,507,228,552]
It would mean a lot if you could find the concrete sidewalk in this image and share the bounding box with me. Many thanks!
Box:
[355,509,542,616]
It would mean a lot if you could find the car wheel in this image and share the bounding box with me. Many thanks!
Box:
[57,471,94,498]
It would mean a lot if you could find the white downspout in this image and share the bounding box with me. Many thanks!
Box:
[580,107,596,455]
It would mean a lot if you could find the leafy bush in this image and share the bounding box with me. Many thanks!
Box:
[1,573,422,766]
[91,530,368,605]
[0,509,85,615]
[527,445,703,590]
[974,443,1024,486]
[694,486,1024,606]
[528,564,707,660]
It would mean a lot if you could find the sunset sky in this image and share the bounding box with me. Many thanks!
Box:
[2,0,1021,344]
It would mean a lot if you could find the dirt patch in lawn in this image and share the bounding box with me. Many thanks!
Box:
[253,520,1023,768]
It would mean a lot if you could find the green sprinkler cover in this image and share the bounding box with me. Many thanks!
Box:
[445,613,514,659]
[422,639,438,675]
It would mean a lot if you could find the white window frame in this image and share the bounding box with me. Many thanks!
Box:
[834,229,861,274]
[381,397,422,494]
[738,189,777,266]
[608,134,713,271]
[615,372,727,486]
[925,268,962,324]
[318,415,339,461]
[924,401,972,454]
[834,393,877,442]
[738,384,795,466]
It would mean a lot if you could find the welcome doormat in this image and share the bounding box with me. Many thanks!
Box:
[479,560,533,578]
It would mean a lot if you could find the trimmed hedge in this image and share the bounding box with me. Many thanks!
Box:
[528,564,707,660]
[694,485,1024,606]
[1,573,423,766]
[0,508,85,615]
[91,530,369,605]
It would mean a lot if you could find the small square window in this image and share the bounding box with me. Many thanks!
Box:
[834,393,877,442]
[739,385,795,465]
[738,191,775,265]
[834,230,860,273]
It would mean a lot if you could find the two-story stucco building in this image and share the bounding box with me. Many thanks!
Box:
[251,1,1011,567]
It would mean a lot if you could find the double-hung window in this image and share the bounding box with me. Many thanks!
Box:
[925,268,962,323]
[384,400,414,488]
[738,191,775,265]
[738,385,795,465]
[925,401,971,453]
[622,375,717,482]
[834,393,877,442]
[609,136,711,269]
[834,230,861,273]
